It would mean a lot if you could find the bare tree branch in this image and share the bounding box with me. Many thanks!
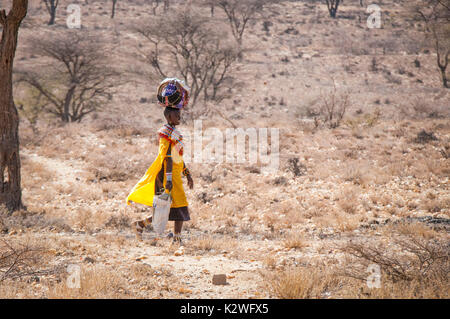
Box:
[15,31,119,123]
[133,8,239,117]
[415,0,450,88]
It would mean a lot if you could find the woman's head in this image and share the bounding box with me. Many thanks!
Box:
[164,107,181,126]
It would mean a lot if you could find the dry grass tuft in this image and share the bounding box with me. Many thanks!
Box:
[282,232,308,250]
[264,266,341,299]
[48,265,129,299]
[186,235,237,255]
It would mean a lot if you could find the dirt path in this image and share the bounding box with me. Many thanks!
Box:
[19,149,271,298]
[21,149,86,186]
[34,230,272,298]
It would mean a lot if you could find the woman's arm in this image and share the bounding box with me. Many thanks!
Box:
[165,144,173,191]
[183,161,194,189]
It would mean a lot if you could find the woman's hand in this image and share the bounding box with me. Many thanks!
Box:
[187,175,194,189]
[165,181,173,192]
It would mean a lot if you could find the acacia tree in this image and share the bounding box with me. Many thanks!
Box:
[210,0,267,57]
[16,31,118,123]
[43,0,58,25]
[0,0,28,212]
[325,0,341,18]
[416,0,450,88]
[134,9,239,113]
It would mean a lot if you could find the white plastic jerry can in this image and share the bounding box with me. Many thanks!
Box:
[152,191,172,237]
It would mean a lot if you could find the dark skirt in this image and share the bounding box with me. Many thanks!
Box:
[168,206,190,221]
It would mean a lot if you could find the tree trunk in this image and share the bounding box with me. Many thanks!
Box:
[111,0,117,19]
[152,0,159,15]
[48,8,55,25]
[48,2,56,25]
[63,84,76,122]
[330,9,337,18]
[326,0,340,18]
[440,66,449,88]
[437,51,449,89]
[0,0,28,213]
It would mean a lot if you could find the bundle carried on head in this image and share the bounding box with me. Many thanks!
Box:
[157,78,190,109]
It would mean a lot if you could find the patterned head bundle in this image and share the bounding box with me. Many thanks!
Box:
[157,78,190,109]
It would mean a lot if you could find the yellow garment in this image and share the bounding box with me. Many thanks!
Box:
[126,137,188,208]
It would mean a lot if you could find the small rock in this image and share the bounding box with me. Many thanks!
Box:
[83,257,95,264]
[136,256,147,261]
[212,274,227,285]
[174,247,184,256]
[27,276,40,284]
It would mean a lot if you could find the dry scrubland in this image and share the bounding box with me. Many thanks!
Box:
[0,0,449,298]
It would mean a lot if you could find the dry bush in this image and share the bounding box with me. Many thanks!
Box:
[394,222,442,240]
[186,235,237,255]
[342,163,370,186]
[68,207,97,232]
[399,96,448,120]
[316,80,351,129]
[286,157,307,177]
[340,226,449,298]
[345,109,382,130]
[187,235,219,253]
[408,154,449,178]
[333,212,361,232]
[48,265,129,299]
[264,265,341,298]
[413,129,438,144]
[282,231,308,250]
[338,199,357,215]
[421,193,450,213]
[0,238,50,282]
[262,254,278,270]
[130,262,155,279]
[104,211,131,231]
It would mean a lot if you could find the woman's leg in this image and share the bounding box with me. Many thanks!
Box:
[173,221,183,243]
[174,221,183,234]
